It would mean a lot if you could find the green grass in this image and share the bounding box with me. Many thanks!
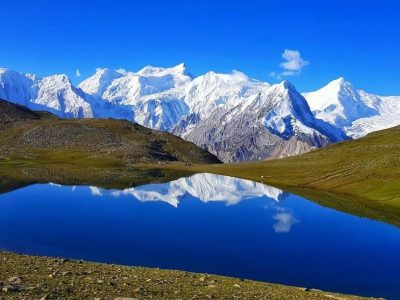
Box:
[186,126,400,202]
[0,115,220,166]
[0,251,375,300]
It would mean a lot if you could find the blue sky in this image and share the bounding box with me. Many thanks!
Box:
[0,0,399,94]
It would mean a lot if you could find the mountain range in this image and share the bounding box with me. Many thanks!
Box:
[1,64,399,162]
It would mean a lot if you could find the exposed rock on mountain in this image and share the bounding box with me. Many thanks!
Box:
[179,81,347,162]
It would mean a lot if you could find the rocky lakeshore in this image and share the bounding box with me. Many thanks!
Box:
[0,252,380,300]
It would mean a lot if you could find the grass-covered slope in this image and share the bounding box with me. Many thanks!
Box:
[186,125,400,225]
[0,99,221,165]
[201,125,400,200]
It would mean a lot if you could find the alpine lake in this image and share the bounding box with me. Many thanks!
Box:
[0,170,399,299]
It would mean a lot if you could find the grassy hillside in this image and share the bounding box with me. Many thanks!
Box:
[0,99,220,165]
[189,125,399,198]
[178,125,400,226]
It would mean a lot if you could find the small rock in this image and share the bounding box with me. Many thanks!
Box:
[134,287,145,294]
[61,271,71,276]
[2,285,20,293]
[233,284,240,288]
[7,276,22,285]
[97,280,104,284]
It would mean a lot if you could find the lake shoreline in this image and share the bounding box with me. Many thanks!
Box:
[0,251,378,300]
[1,159,399,228]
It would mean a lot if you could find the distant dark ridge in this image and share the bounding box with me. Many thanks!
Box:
[0,99,45,123]
[0,98,221,165]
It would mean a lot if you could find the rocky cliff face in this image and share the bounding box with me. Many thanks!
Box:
[178,82,347,162]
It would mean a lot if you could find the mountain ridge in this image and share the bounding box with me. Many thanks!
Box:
[0,64,398,161]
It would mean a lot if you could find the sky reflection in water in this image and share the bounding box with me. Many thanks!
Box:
[0,173,399,299]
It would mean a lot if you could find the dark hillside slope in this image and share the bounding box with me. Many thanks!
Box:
[0,99,221,165]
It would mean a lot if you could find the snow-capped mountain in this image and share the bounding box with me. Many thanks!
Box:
[174,70,269,138]
[0,68,33,106]
[78,63,191,130]
[303,77,400,138]
[184,70,268,118]
[6,64,400,162]
[0,68,93,118]
[80,63,191,105]
[92,173,286,207]
[32,74,93,118]
[177,81,347,162]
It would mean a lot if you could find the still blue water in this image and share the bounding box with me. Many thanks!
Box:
[0,173,399,299]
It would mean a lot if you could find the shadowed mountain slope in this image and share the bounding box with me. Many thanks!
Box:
[0,99,221,165]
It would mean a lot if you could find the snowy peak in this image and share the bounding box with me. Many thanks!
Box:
[0,68,34,106]
[303,77,352,111]
[135,63,192,89]
[257,80,346,143]
[32,74,93,118]
[80,63,192,107]
[79,68,124,97]
[327,76,347,88]
[41,74,72,86]
[136,62,189,77]
[303,77,400,138]
[0,69,93,118]
[303,77,378,127]
[266,80,300,103]
[184,70,269,117]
